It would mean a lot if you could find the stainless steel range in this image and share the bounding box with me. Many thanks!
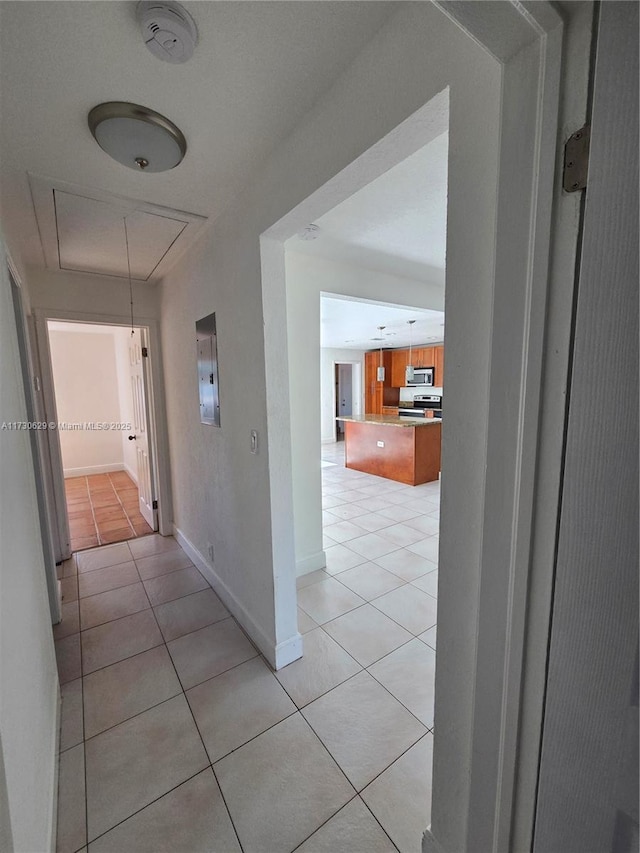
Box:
[398,394,443,419]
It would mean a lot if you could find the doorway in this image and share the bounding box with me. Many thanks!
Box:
[335,363,353,441]
[46,320,158,551]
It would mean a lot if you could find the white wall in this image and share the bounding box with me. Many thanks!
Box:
[0,238,59,852]
[27,267,160,321]
[159,3,498,673]
[48,327,124,477]
[320,347,364,443]
[286,251,445,576]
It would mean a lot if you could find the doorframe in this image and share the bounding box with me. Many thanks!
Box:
[259,2,590,850]
[7,260,61,621]
[331,360,360,443]
[33,307,173,559]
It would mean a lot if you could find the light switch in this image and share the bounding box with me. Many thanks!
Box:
[250,430,258,454]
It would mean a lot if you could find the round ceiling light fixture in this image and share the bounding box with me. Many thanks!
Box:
[88,102,187,172]
[137,1,198,64]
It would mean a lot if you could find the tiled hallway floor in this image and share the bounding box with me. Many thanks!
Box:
[65,472,153,551]
[54,445,439,853]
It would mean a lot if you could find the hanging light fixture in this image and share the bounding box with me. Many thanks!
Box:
[377,326,386,381]
[406,319,416,384]
[123,217,135,337]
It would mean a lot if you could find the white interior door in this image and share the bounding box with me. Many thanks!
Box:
[128,330,156,530]
[533,4,638,850]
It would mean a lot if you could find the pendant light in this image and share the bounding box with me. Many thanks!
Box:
[377,326,386,381]
[123,217,135,337]
[406,320,416,384]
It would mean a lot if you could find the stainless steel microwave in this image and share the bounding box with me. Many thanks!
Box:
[406,366,434,386]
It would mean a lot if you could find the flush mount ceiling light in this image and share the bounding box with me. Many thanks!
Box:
[88,102,187,172]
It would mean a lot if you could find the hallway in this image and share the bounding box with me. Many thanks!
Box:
[65,472,153,551]
[54,446,439,853]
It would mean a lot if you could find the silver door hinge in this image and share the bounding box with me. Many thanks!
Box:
[563,125,590,192]
[142,346,149,358]
[152,500,158,509]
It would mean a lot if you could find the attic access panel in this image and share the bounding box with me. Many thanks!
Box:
[196,312,220,426]
[29,174,208,283]
[54,190,187,280]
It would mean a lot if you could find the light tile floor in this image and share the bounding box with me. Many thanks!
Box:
[55,443,439,853]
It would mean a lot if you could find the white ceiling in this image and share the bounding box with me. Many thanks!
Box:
[0,1,397,278]
[321,295,444,350]
[293,131,448,282]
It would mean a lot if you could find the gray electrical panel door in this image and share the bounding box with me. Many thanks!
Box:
[196,312,220,426]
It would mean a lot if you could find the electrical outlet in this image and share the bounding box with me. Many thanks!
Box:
[377,440,385,448]
[207,542,214,563]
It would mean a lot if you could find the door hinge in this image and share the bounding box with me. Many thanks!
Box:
[563,125,590,192]
[142,346,149,358]
[152,500,158,510]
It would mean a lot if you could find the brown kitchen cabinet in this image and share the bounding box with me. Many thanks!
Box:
[365,350,397,414]
[383,344,445,388]
[414,346,435,368]
[391,348,409,388]
[434,345,444,386]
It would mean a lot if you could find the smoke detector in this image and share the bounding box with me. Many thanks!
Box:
[137,1,198,64]
[298,224,321,241]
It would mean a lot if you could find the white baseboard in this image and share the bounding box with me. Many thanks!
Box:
[63,463,124,478]
[123,463,138,485]
[296,550,327,576]
[173,525,303,671]
[48,683,61,853]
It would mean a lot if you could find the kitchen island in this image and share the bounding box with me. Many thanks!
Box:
[336,414,441,486]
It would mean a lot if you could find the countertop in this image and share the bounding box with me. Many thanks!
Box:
[336,414,441,428]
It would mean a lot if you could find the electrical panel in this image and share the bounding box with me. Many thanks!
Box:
[196,312,220,426]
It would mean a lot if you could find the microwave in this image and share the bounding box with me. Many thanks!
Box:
[406,366,434,386]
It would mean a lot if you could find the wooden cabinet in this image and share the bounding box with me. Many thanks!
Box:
[391,349,409,388]
[365,350,397,414]
[384,344,445,388]
[414,346,435,368]
[365,351,379,414]
[434,345,444,387]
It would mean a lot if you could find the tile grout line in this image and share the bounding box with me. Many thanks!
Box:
[107,472,136,542]
[96,478,133,545]
[61,508,437,851]
[108,471,145,541]
[143,573,247,853]
[309,615,436,732]
[297,592,437,647]
[289,792,400,853]
[77,549,215,847]
[84,767,213,850]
